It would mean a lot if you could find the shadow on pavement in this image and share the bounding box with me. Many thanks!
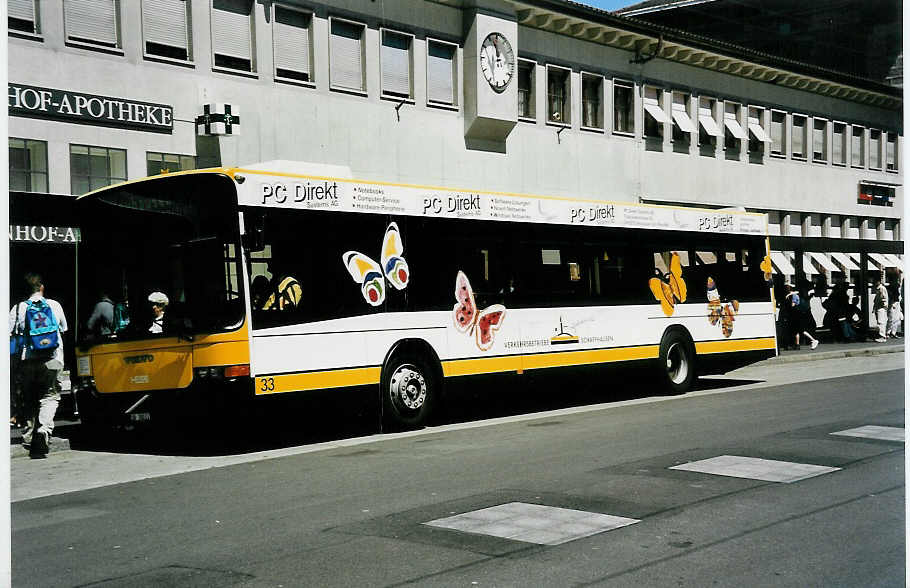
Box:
[56,367,764,458]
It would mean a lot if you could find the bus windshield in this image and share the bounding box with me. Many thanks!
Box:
[76,173,244,343]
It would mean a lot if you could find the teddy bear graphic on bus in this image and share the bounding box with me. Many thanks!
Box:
[707,277,739,338]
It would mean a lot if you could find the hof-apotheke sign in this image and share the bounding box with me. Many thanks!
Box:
[9,83,173,133]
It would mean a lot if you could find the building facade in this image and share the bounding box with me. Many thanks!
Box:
[7,0,904,323]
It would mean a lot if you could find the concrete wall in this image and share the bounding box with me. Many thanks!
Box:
[7,0,902,228]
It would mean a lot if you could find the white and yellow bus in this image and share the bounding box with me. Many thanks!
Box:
[74,161,776,429]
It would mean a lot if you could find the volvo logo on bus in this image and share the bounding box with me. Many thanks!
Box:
[123,354,154,365]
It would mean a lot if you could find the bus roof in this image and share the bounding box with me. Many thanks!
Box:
[80,162,767,237]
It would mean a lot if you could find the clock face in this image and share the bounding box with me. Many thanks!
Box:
[479,32,515,93]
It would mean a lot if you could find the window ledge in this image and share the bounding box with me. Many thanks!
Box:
[65,40,124,56]
[812,158,829,164]
[9,30,43,42]
[833,162,847,167]
[851,164,866,169]
[791,156,807,162]
[518,116,537,124]
[144,54,195,68]
[869,166,883,172]
[580,125,605,133]
[612,130,635,138]
[275,76,316,89]
[886,168,899,174]
[770,153,787,159]
[427,101,459,112]
[546,120,571,129]
[330,86,369,98]
[212,66,259,79]
[381,95,415,104]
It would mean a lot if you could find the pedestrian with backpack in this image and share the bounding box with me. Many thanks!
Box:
[9,273,68,458]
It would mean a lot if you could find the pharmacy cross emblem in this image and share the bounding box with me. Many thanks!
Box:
[195,103,241,136]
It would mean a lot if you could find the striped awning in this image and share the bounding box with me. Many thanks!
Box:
[831,252,860,272]
[849,253,878,270]
[808,252,839,273]
[770,251,795,275]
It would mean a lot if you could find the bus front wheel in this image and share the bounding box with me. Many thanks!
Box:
[659,330,696,394]
[381,353,438,430]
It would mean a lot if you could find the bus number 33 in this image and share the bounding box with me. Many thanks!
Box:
[259,377,275,392]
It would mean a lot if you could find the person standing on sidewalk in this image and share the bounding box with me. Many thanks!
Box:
[873,275,889,343]
[9,273,68,458]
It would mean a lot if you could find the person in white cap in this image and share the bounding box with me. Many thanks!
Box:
[148,291,169,334]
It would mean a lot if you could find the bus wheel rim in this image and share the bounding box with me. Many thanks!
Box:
[389,364,427,411]
[666,342,688,385]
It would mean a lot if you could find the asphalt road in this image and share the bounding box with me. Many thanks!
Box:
[11,354,905,587]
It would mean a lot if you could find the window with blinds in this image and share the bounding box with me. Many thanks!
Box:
[869,129,882,169]
[427,39,456,106]
[769,111,786,156]
[65,0,119,48]
[143,0,190,61]
[274,5,312,82]
[212,0,254,72]
[9,0,39,34]
[381,29,413,99]
[851,126,864,167]
[517,59,535,120]
[643,86,667,138]
[812,119,828,162]
[832,122,846,166]
[581,73,602,129]
[613,80,634,135]
[330,18,366,92]
[546,66,570,124]
[791,115,807,159]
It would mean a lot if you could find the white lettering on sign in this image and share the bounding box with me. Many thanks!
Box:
[8,83,173,132]
[8,225,81,244]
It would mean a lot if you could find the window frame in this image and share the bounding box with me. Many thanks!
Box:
[379,28,415,102]
[886,132,898,173]
[812,117,828,163]
[697,96,721,147]
[791,114,808,161]
[612,78,635,136]
[670,91,695,144]
[64,0,122,52]
[70,143,127,196]
[272,2,314,86]
[722,101,747,152]
[642,85,669,139]
[831,121,847,167]
[328,16,367,95]
[517,58,536,122]
[869,129,883,170]
[211,0,257,75]
[425,37,458,109]
[9,0,42,38]
[851,125,865,168]
[769,109,787,158]
[142,0,192,64]
[9,137,49,193]
[580,71,604,131]
[545,64,571,127]
[146,151,198,176]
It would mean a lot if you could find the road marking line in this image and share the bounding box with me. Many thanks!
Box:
[670,455,840,483]
[831,425,905,442]
[424,502,639,545]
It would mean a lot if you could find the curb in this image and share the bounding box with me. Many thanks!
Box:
[769,344,904,365]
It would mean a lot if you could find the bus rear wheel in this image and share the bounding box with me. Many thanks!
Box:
[659,330,696,394]
[381,353,438,430]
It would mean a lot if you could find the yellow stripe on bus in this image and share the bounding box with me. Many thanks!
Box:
[255,338,775,394]
[256,367,382,395]
[694,337,777,354]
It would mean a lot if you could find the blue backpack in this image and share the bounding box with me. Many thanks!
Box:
[24,299,60,358]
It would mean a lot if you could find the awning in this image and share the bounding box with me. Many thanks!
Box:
[770,251,795,275]
[698,113,722,137]
[808,252,839,273]
[644,102,672,124]
[883,253,903,268]
[695,251,717,264]
[802,254,818,275]
[723,117,748,140]
[748,122,773,143]
[848,253,878,270]
[869,252,897,268]
[671,109,696,133]
[831,252,860,272]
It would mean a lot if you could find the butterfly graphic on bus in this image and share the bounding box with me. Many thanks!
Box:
[707,276,739,338]
[649,252,687,317]
[342,222,409,307]
[453,271,506,351]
